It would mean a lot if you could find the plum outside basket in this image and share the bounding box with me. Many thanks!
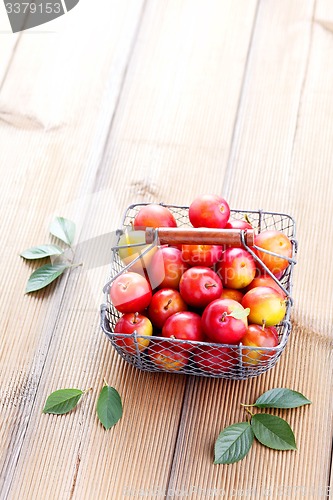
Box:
[100,203,297,380]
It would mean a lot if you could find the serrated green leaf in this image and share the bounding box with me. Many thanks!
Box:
[96,385,123,430]
[43,388,83,415]
[49,217,76,246]
[251,414,297,451]
[25,263,69,293]
[254,388,311,409]
[229,307,250,320]
[20,244,64,260]
[214,422,254,464]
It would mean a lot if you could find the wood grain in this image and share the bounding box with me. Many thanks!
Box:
[94,0,258,207]
[0,37,20,83]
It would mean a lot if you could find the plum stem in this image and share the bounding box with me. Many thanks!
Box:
[205,282,217,289]
[164,299,172,310]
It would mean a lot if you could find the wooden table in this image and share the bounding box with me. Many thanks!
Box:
[1,1,333,498]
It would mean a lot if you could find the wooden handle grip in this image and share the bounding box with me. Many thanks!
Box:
[145,227,255,247]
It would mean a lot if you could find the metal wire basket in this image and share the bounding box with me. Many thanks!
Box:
[100,203,297,380]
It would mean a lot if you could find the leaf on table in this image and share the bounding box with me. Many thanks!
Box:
[253,388,311,409]
[214,422,254,464]
[49,216,76,246]
[96,384,123,430]
[20,244,64,260]
[251,413,297,451]
[43,388,84,415]
[25,263,69,293]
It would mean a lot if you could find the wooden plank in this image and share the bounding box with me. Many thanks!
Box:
[0,36,19,89]
[289,2,333,493]
[222,0,315,212]
[0,0,146,497]
[169,0,333,497]
[1,0,258,498]
[0,0,21,76]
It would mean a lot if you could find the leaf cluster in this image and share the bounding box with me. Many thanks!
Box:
[21,217,78,293]
[43,382,123,430]
[214,388,311,464]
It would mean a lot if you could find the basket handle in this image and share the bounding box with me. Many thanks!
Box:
[145,227,255,247]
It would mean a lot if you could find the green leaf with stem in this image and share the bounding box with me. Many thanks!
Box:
[252,388,311,409]
[49,216,76,246]
[251,413,297,451]
[214,422,254,464]
[43,388,90,415]
[96,381,123,430]
[20,244,64,260]
[25,263,69,293]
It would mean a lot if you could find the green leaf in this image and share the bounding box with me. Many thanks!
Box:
[229,307,250,320]
[20,244,64,260]
[214,422,254,464]
[96,384,123,430]
[251,413,297,451]
[43,388,83,415]
[25,263,69,293]
[49,216,76,246]
[254,388,311,409]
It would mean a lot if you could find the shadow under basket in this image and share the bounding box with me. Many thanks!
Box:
[100,203,297,380]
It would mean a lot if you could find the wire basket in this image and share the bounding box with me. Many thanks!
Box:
[100,203,297,380]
